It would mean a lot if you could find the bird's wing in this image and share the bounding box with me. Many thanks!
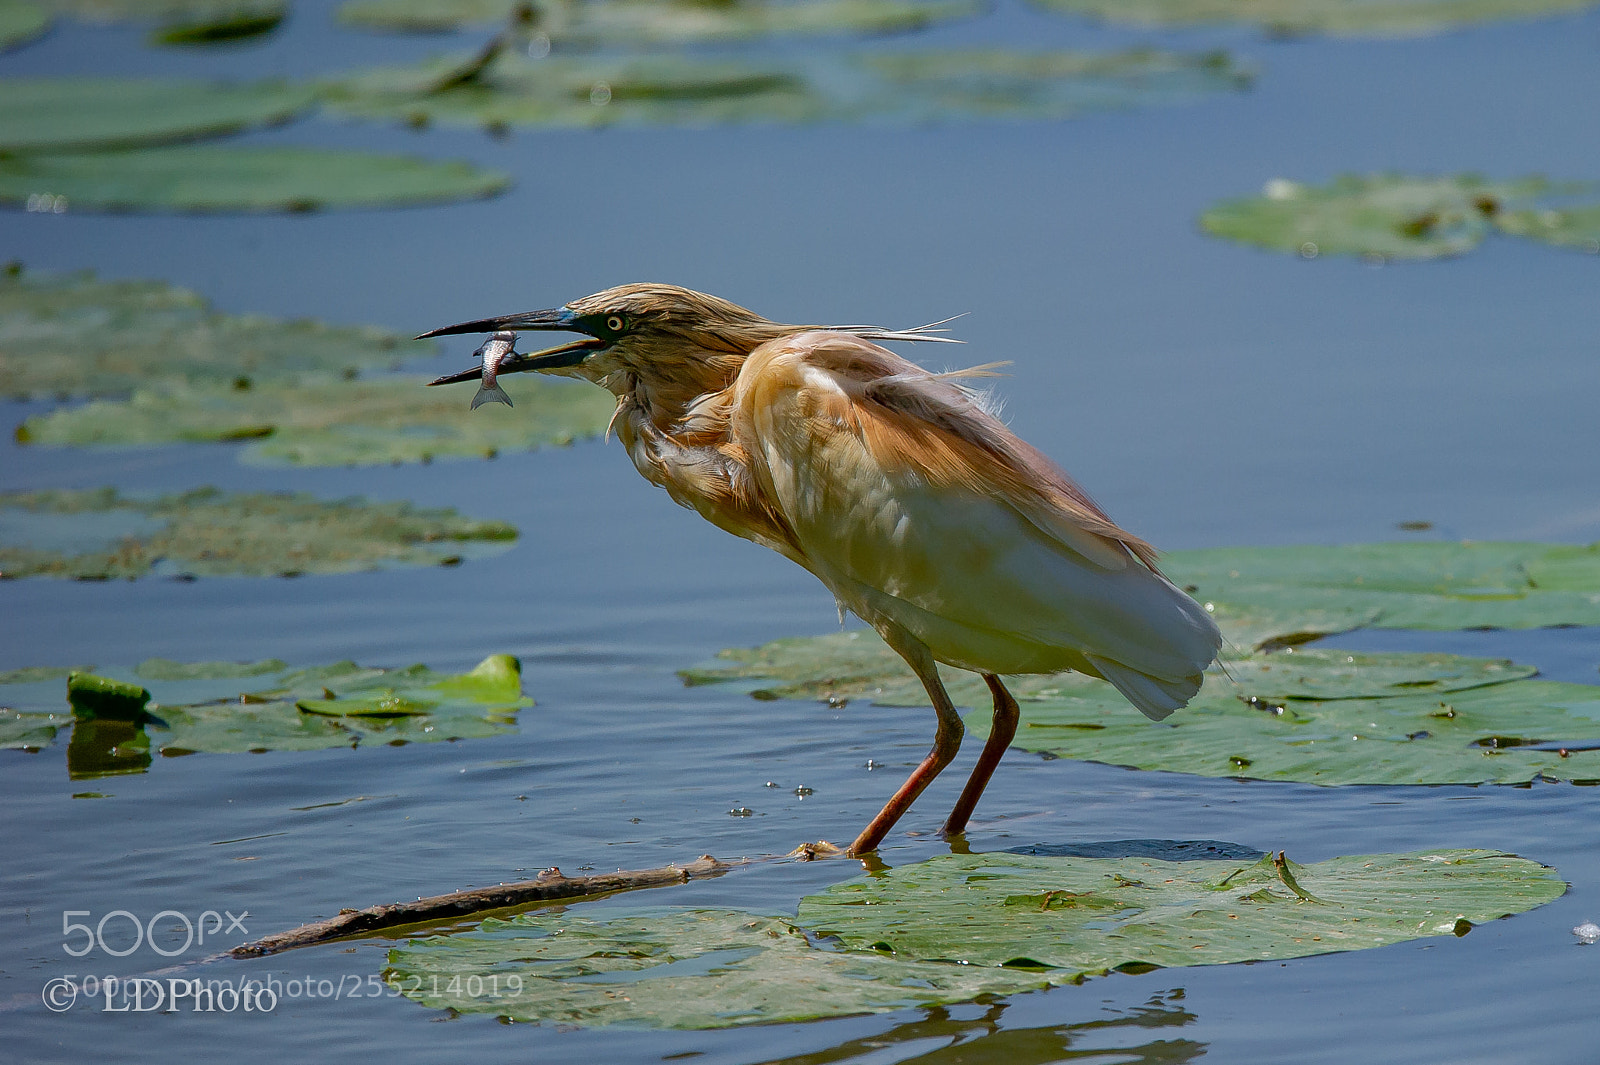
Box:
[732,332,1219,690]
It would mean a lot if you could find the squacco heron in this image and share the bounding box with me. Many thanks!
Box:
[423,284,1221,856]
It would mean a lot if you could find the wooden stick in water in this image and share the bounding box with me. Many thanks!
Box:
[230,854,731,957]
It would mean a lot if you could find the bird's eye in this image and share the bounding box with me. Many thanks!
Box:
[606,315,626,333]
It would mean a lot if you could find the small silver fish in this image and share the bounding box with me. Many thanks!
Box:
[470,331,518,409]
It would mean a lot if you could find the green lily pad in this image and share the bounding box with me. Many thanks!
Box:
[337,0,979,40]
[856,48,1252,121]
[324,53,826,131]
[386,849,1561,1028]
[1492,203,1600,253]
[1163,541,1600,643]
[0,486,517,579]
[0,0,50,50]
[0,268,433,401]
[322,47,1249,132]
[1201,174,1600,261]
[150,5,281,42]
[386,908,1050,1029]
[0,79,315,152]
[1200,174,1550,261]
[797,850,1565,977]
[979,665,1600,786]
[0,708,66,749]
[684,626,1600,784]
[0,145,509,214]
[1028,0,1600,38]
[18,373,617,465]
[0,655,531,769]
[134,657,288,680]
[38,0,280,25]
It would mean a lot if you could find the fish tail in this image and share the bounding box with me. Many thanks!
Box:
[470,384,513,409]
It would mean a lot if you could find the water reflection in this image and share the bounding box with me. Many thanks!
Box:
[759,991,1203,1065]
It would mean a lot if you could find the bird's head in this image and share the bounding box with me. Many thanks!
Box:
[421,283,793,398]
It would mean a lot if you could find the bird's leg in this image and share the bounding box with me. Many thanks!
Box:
[848,633,964,856]
[940,674,1019,839]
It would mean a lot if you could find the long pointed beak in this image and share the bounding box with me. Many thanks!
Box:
[420,307,607,387]
[416,307,574,339]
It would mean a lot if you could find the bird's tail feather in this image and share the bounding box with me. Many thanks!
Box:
[1085,655,1203,722]
[471,384,513,409]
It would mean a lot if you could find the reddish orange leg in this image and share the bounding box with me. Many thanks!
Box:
[940,674,1020,838]
[848,634,964,857]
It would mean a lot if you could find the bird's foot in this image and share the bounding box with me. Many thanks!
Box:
[787,840,847,861]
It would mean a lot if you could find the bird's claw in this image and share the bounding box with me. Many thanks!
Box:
[788,840,847,861]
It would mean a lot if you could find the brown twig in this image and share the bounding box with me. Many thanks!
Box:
[230,854,731,957]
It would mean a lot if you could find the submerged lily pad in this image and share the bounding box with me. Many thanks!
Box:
[0,487,516,579]
[684,626,1600,785]
[1163,541,1600,642]
[322,47,1249,132]
[1201,174,1600,261]
[0,655,531,771]
[0,0,50,50]
[1028,0,1600,37]
[0,145,509,214]
[387,908,1050,1029]
[0,269,431,400]
[338,0,979,40]
[0,79,314,152]
[797,850,1564,976]
[19,373,617,465]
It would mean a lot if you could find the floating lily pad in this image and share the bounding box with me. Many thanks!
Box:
[387,908,1051,1029]
[684,626,1600,784]
[0,145,509,214]
[978,668,1600,786]
[0,708,66,749]
[797,850,1565,976]
[387,849,1561,1028]
[0,79,314,152]
[37,0,280,26]
[856,48,1251,121]
[133,657,288,680]
[0,655,531,770]
[0,487,517,579]
[1162,541,1600,642]
[324,53,825,130]
[1028,0,1600,38]
[1200,175,1548,261]
[338,0,979,40]
[19,373,617,465]
[1492,203,1600,253]
[0,0,50,50]
[1201,174,1600,261]
[0,268,431,401]
[322,47,1249,132]
[150,5,281,42]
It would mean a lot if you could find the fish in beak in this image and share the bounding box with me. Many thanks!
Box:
[421,308,608,387]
